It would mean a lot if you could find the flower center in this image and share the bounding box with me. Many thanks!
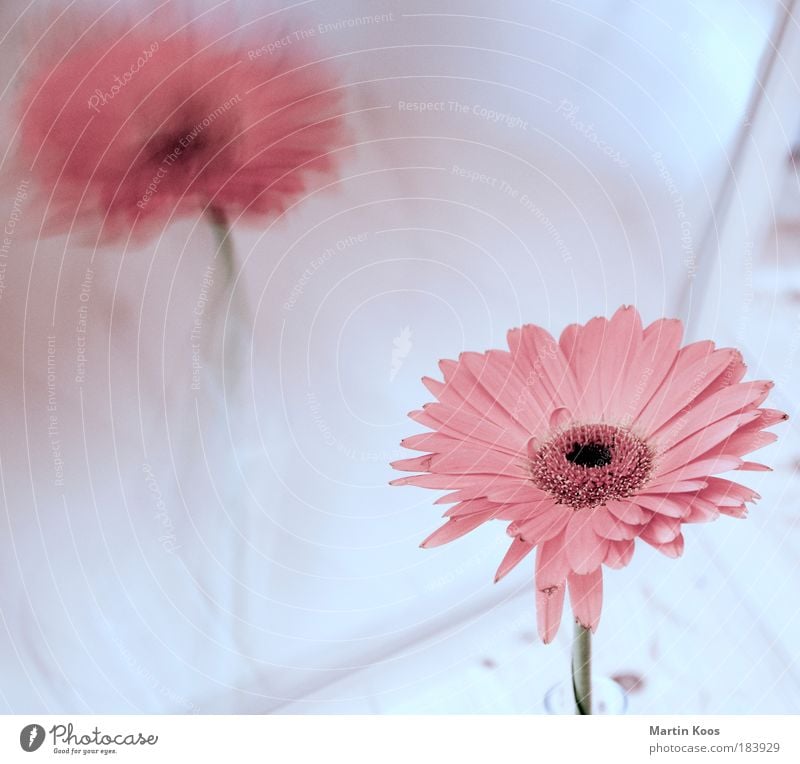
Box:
[565,442,612,468]
[529,423,654,509]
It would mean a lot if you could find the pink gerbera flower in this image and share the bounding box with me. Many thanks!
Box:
[392,306,785,643]
[15,6,346,242]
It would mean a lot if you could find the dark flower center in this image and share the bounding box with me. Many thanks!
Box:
[529,422,654,509]
[148,130,209,166]
[565,442,612,468]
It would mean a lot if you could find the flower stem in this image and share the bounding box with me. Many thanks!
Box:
[572,623,592,714]
[205,206,248,379]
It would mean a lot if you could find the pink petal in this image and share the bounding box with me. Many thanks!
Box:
[640,515,681,544]
[683,498,720,524]
[738,461,772,472]
[634,494,688,518]
[606,499,651,524]
[622,318,684,423]
[600,306,644,420]
[702,430,778,460]
[636,348,738,435]
[565,510,609,574]
[591,508,640,539]
[568,568,604,632]
[643,478,708,493]
[645,533,685,558]
[420,510,497,547]
[427,446,526,477]
[653,455,743,482]
[485,483,552,503]
[461,350,551,436]
[718,504,748,518]
[549,406,572,430]
[535,532,570,588]
[654,410,761,475]
[414,400,530,448]
[560,317,608,419]
[443,498,509,518]
[536,583,566,644]
[495,538,535,582]
[401,430,522,458]
[604,538,636,569]
[652,381,774,445]
[535,533,570,643]
[700,477,760,506]
[433,489,476,505]
[508,324,581,412]
[690,349,747,405]
[514,505,571,544]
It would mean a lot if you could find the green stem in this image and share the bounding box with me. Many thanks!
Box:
[572,623,592,715]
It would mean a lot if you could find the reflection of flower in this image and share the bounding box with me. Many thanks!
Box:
[392,306,785,643]
[16,8,346,243]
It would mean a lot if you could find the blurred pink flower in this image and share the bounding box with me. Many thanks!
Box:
[15,7,346,242]
[392,306,785,643]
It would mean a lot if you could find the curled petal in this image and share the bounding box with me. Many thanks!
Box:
[604,539,635,569]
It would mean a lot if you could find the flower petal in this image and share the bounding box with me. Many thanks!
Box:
[633,494,688,518]
[535,532,570,643]
[591,507,639,539]
[513,504,571,544]
[601,306,644,420]
[495,538,535,582]
[654,410,761,475]
[420,510,497,547]
[604,538,636,569]
[508,324,581,412]
[621,318,684,423]
[565,510,609,574]
[636,348,739,435]
[644,533,685,558]
[605,499,650,524]
[568,568,604,632]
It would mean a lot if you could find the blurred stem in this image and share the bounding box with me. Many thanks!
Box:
[207,204,236,316]
[205,205,246,378]
[206,204,249,659]
[572,623,592,715]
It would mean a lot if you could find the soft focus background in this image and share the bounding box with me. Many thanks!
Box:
[0,0,799,713]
